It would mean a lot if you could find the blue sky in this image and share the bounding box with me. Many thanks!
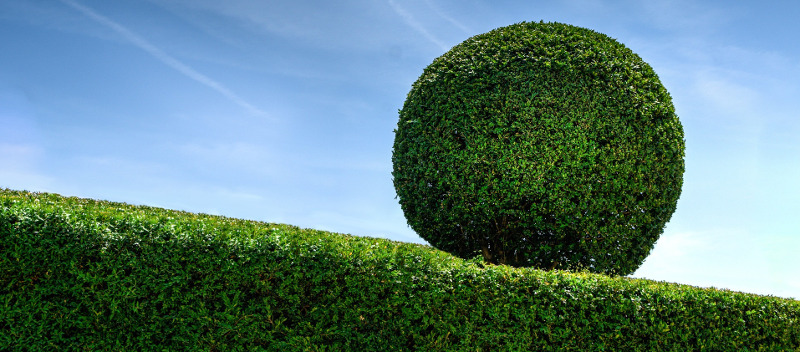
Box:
[2,0,798,300]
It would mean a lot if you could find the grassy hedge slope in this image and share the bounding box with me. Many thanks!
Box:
[1,189,798,351]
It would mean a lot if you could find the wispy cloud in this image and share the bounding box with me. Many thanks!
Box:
[58,0,268,117]
[423,0,471,35]
[387,0,449,51]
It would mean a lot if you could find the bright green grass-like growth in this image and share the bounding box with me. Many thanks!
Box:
[393,22,685,275]
[2,189,798,351]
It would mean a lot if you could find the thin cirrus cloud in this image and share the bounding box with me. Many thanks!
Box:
[58,0,268,118]
[387,0,450,52]
[422,0,472,35]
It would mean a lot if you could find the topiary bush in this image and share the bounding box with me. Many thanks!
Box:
[392,21,685,275]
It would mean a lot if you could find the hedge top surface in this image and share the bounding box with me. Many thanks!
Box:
[392,21,685,275]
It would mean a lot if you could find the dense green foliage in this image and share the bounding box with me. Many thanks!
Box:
[392,21,685,275]
[2,189,798,351]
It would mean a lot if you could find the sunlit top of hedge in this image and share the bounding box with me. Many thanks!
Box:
[3,188,796,307]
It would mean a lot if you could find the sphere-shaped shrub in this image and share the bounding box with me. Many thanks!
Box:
[392,21,684,275]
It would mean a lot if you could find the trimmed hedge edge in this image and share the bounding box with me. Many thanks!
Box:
[1,189,798,351]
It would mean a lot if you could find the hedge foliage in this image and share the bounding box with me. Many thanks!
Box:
[1,189,798,351]
[392,21,685,275]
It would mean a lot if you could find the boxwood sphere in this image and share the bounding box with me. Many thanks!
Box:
[392,21,684,275]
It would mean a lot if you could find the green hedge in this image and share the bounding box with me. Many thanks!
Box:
[393,21,685,275]
[1,189,798,351]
